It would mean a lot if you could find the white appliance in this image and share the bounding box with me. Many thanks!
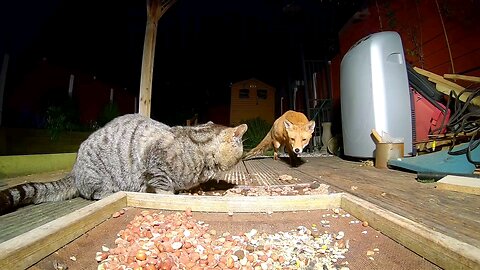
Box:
[340,31,413,158]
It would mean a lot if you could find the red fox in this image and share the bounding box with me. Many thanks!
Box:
[243,110,315,164]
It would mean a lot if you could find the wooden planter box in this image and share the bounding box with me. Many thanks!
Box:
[0,192,478,269]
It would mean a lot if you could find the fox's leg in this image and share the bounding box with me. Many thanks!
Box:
[273,141,281,160]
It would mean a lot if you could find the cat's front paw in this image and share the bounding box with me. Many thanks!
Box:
[154,188,175,194]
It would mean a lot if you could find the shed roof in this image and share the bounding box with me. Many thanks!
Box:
[231,78,275,90]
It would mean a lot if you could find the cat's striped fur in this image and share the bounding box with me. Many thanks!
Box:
[0,114,247,215]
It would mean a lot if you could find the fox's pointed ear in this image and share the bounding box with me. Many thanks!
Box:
[284,120,293,130]
[234,124,248,137]
[307,120,315,133]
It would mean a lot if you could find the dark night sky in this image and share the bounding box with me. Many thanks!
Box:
[0,0,364,124]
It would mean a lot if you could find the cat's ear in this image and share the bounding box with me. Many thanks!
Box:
[233,124,248,138]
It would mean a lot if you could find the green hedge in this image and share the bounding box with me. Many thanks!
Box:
[0,153,77,178]
[0,128,91,155]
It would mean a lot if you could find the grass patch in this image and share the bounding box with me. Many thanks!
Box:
[240,117,272,152]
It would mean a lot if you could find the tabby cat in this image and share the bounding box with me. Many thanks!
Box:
[0,114,248,215]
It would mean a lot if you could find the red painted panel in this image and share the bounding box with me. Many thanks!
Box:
[450,36,480,59]
[452,51,480,77]
[5,60,135,128]
[422,34,447,59]
[333,0,480,125]
[425,48,452,71]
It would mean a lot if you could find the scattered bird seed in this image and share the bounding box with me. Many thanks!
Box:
[96,209,354,270]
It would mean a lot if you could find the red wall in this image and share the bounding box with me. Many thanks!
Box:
[74,74,135,124]
[331,0,480,128]
[6,59,135,127]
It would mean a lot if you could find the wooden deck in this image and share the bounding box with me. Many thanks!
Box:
[241,156,480,250]
[1,156,479,252]
[297,157,480,249]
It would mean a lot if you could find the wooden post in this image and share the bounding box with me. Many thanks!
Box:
[138,0,177,117]
[68,74,74,98]
[0,54,9,126]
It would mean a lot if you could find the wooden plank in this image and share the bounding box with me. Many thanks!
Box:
[0,198,92,243]
[341,193,480,270]
[299,157,480,249]
[412,64,480,107]
[444,73,480,83]
[241,158,320,186]
[428,77,465,93]
[436,175,480,195]
[244,158,283,186]
[215,161,251,186]
[414,66,447,81]
[434,81,480,107]
[125,192,343,212]
[434,81,460,96]
[1,170,69,189]
[0,192,127,270]
[414,66,465,92]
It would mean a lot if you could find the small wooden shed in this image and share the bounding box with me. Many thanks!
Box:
[230,78,276,125]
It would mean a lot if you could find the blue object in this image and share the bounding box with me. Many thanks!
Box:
[388,143,479,174]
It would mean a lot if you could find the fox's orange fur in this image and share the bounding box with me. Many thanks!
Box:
[243,110,315,164]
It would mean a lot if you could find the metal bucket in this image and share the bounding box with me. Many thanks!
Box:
[375,142,404,169]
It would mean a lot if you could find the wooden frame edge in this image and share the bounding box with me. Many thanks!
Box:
[3,191,478,269]
[0,192,127,269]
[435,182,480,196]
[125,192,344,212]
[340,193,480,270]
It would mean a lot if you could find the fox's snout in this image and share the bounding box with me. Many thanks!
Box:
[292,144,307,154]
[289,137,309,155]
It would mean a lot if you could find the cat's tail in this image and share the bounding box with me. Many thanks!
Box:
[0,174,79,215]
[243,129,273,160]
